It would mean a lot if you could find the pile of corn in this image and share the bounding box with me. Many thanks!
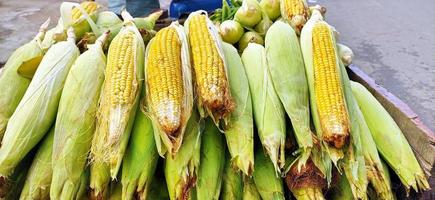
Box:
[0,0,429,199]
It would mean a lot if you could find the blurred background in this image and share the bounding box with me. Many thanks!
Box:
[0,0,434,133]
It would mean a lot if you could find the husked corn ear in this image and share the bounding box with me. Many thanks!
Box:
[90,10,144,199]
[72,1,99,21]
[186,11,233,122]
[312,21,349,149]
[145,21,193,156]
[281,0,310,32]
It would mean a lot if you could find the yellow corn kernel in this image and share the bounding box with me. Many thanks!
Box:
[312,22,349,148]
[106,31,136,107]
[188,14,232,118]
[147,27,183,135]
[282,0,308,18]
[72,1,98,21]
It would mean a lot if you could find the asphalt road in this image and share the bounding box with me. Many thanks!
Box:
[0,0,434,131]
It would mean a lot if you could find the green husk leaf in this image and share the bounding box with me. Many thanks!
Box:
[351,81,430,192]
[19,127,54,200]
[164,111,201,200]
[265,21,313,167]
[0,18,50,141]
[0,150,33,199]
[148,173,170,200]
[222,42,254,176]
[221,154,243,200]
[242,177,261,200]
[50,33,108,200]
[259,0,281,21]
[0,29,79,179]
[241,43,286,174]
[253,150,285,200]
[331,174,354,200]
[121,109,158,200]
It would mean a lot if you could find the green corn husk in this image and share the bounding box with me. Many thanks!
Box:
[89,11,145,199]
[20,128,54,200]
[253,150,285,200]
[196,119,225,200]
[121,109,158,200]
[76,169,89,200]
[61,1,100,40]
[221,42,254,176]
[259,0,281,21]
[241,42,286,173]
[50,33,108,200]
[337,43,353,67]
[109,182,123,200]
[300,9,345,166]
[285,158,326,200]
[351,81,430,192]
[265,21,313,166]
[164,111,201,200]
[331,174,354,200]
[0,18,50,140]
[41,21,65,51]
[148,174,170,200]
[0,151,33,199]
[221,154,243,200]
[0,28,79,179]
[243,177,261,200]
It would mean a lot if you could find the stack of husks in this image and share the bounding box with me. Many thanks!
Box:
[0,0,429,199]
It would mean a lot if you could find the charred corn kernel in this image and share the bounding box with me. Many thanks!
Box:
[145,21,193,156]
[147,27,183,134]
[312,21,349,149]
[0,19,50,141]
[90,11,144,199]
[186,11,233,122]
[0,28,79,181]
[20,128,54,200]
[72,1,98,21]
[50,33,108,200]
[281,0,309,32]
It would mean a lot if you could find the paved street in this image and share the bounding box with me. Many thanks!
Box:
[0,0,434,131]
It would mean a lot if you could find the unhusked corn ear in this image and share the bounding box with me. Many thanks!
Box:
[253,150,285,200]
[0,18,50,141]
[20,127,54,200]
[312,21,349,149]
[221,154,243,200]
[50,32,108,200]
[243,177,261,200]
[185,11,234,123]
[90,10,144,199]
[281,0,310,33]
[145,22,193,156]
[72,1,98,22]
[0,28,79,181]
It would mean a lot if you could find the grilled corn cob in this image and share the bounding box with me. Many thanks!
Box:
[242,43,286,173]
[164,111,201,200]
[145,22,193,156]
[0,19,50,141]
[221,154,243,200]
[185,11,234,123]
[253,150,285,200]
[300,10,349,164]
[281,0,310,33]
[222,42,254,176]
[50,33,108,200]
[0,28,79,181]
[196,119,225,200]
[351,81,430,192]
[121,108,158,200]
[265,21,313,165]
[90,10,144,199]
[19,128,54,200]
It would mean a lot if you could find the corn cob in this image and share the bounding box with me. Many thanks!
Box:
[90,10,145,199]
[196,119,225,200]
[221,42,254,176]
[144,22,193,156]
[50,33,108,200]
[281,0,310,33]
[265,21,313,166]
[259,0,281,21]
[285,159,326,200]
[164,111,201,200]
[337,43,354,67]
[19,127,54,200]
[241,43,286,173]
[351,81,430,192]
[66,1,100,40]
[300,9,349,164]
[185,11,234,123]
[221,154,243,200]
[0,19,50,141]
[243,177,261,200]
[253,150,285,200]
[121,108,158,200]
[0,28,79,181]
